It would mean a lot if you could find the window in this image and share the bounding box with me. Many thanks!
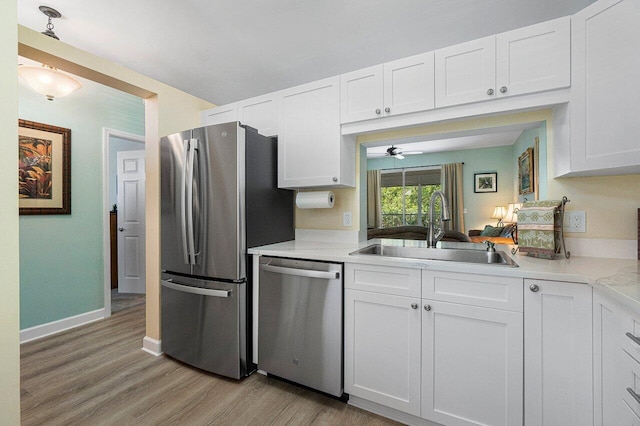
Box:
[380,167,441,227]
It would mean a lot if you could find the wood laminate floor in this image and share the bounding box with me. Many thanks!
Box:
[20,305,399,425]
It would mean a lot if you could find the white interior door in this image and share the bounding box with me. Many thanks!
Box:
[117,150,146,294]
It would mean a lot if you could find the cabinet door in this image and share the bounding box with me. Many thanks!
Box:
[340,65,384,123]
[344,289,421,416]
[593,291,623,426]
[237,93,279,137]
[496,16,570,98]
[422,300,523,426]
[278,77,343,188]
[524,280,593,426]
[435,36,496,107]
[570,0,640,174]
[383,52,435,116]
[200,103,238,126]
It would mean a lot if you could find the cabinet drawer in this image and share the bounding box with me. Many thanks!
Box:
[345,263,421,297]
[622,350,640,419]
[422,271,523,312]
[623,314,640,363]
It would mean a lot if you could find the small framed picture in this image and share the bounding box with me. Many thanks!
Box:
[474,172,497,193]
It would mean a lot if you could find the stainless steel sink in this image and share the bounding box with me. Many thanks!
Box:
[349,244,518,267]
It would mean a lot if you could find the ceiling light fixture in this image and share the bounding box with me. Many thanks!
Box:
[17,6,81,101]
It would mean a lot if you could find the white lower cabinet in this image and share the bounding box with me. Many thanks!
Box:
[344,289,421,415]
[524,279,593,426]
[422,300,523,426]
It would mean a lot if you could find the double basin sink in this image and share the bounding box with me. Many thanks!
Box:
[350,243,518,267]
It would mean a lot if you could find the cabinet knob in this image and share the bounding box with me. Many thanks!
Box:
[375,108,381,115]
[411,303,418,309]
[500,86,508,94]
[487,88,494,96]
[424,304,431,311]
[118,227,125,232]
[529,284,539,292]
[332,177,338,182]
[385,107,391,113]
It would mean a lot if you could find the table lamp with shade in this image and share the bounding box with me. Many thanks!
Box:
[491,206,507,226]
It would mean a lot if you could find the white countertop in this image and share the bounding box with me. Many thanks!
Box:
[249,238,640,310]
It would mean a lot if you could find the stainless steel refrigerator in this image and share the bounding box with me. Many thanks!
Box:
[160,122,294,379]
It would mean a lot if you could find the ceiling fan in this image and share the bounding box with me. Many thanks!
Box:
[370,145,423,160]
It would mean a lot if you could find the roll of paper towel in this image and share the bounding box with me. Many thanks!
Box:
[295,191,335,209]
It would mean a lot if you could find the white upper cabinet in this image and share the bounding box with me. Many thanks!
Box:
[435,36,497,108]
[496,16,571,98]
[340,52,435,123]
[200,103,238,126]
[278,76,355,188]
[340,65,384,123]
[237,93,279,137]
[564,0,640,175]
[436,18,570,108]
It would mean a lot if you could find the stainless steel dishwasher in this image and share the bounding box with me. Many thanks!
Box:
[258,256,343,397]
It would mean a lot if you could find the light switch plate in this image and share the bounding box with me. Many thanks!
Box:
[343,211,352,227]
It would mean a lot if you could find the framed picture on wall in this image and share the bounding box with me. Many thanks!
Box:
[18,119,71,215]
[474,172,497,193]
[518,147,534,195]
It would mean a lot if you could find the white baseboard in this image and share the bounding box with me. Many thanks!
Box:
[295,229,359,244]
[565,237,637,259]
[20,308,107,343]
[142,336,162,356]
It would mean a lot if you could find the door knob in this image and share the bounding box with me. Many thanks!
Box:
[119,227,125,232]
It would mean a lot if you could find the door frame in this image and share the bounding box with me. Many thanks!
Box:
[102,128,145,316]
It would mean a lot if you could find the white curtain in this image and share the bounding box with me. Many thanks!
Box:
[441,163,465,232]
[367,170,382,229]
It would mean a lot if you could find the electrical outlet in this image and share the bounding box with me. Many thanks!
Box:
[343,211,352,227]
[563,211,586,233]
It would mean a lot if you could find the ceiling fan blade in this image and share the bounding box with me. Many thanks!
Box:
[395,153,405,159]
[368,152,387,157]
[403,151,423,155]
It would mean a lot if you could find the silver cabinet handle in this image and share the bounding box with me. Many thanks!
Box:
[385,107,391,113]
[424,304,432,311]
[375,108,381,114]
[500,86,508,93]
[530,284,539,292]
[260,264,339,280]
[332,177,338,182]
[161,279,230,298]
[628,388,640,405]
[411,303,418,309]
[487,88,494,95]
[626,332,640,346]
[118,227,124,232]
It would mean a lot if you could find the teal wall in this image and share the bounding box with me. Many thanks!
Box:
[19,76,144,329]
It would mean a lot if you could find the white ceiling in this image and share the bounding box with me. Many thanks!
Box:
[17,0,596,106]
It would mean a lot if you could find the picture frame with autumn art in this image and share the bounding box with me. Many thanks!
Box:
[518,147,534,195]
[18,119,71,215]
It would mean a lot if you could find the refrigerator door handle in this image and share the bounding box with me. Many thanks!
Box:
[180,139,190,265]
[186,139,199,265]
[260,263,340,280]
[161,279,230,298]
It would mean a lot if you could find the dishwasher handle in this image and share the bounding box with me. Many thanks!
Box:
[260,263,340,280]
[161,279,230,298]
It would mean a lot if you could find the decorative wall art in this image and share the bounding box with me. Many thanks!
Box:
[18,119,71,215]
[518,147,534,195]
[474,172,497,193]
